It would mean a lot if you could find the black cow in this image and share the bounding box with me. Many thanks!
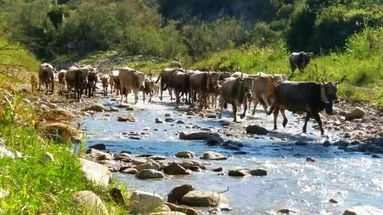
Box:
[38,63,55,95]
[268,77,345,135]
[66,65,91,101]
[289,52,313,76]
[86,71,98,97]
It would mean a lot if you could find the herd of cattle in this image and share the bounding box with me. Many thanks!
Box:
[32,51,345,135]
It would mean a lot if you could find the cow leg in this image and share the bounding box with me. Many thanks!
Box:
[273,105,280,130]
[219,97,224,119]
[134,90,138,104]
[233,104,238,122]
[281,109,288,127]
[252,97,259,115]
[302,113,312,133]
[240,101,247,119]
[312,111,324,135]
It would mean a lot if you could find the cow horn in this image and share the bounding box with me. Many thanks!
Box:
[321,78,326,85]
[336,75,346,85]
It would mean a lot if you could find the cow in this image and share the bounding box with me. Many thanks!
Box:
[38,63,55,94]
[58,69,67,95]
[142,78,155,102]
[231,71,249,78]
[289,52,313,76]
[189,71,219,109]
[30,74,38,93]
[86,70,98,98]
[250,73,288,115]
[172,71,190,104]
[119,67,145,104]
[268,76,345,135]
[65,65,91,100]
[101,74,109,95]
[219,77,253,122]
[110,70,120,95]
[156,68,181,101]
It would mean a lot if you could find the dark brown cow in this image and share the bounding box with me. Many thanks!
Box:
[268,77,345,135]
[38,63,55,94]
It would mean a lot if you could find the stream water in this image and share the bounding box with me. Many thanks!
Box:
[83,93,383,215]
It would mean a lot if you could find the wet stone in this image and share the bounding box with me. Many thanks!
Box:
[212,167,223,172]
[88,144,106,150]
[250,169,267,176]
[306,157,316,162]
[155,118,163,123]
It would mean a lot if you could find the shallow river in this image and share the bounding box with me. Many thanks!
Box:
[83,93,383,215]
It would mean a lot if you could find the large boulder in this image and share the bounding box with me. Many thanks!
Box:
[175,151,195,159]
[45,108,76,122]
[167,184,195,204]
[136,169,166,180]
[179,132,223,142]
[245,125,268,135]
[181,191,229,207]
[200,151,227,160]
[79,158,111,187]
[163,163,191,175]
[130,191,164,213]
[345,107,366,121]
[39,122,79,143]
[82,103,106,112]
[73,190,109,215]
[343,206,383,215]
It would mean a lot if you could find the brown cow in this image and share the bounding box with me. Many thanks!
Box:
[119,67,145,104]
[38,63,55,94]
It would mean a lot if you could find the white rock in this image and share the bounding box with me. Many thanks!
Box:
[73,190,109,215]
[0,144,14,159]
[130,191,164,213]
[79,158,112,187]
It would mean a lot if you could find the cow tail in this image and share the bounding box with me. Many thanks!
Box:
[155,75,161,84]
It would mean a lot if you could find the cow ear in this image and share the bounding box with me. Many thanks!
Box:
[336,75,346,86]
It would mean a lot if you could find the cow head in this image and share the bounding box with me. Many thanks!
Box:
[321,76,345,114]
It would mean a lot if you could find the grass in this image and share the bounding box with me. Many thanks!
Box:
[0,92,130,214]
[0,39,130,214]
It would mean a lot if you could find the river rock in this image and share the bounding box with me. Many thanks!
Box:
[82,103,106,112]
[343,206,383,215]
[228,167,250,177]
[176,151,195,159]
[278,208,300,214]
[121,168,138,174]
[134,161,161,171]
[39,122,79,143]
[88,143,106,150]
[345,107,366,120]
[117,115,135,122]
[212,167,223,172]
[114,152,131,161]
[79,158,111,187]
[73,190,109,215]
[155,118,163,123]
[136,169,166,180]
[163,163,191,175]
[165,203,198,215]
[178,160,207,170]
[246,125,268,135]
[86,148,113,161]
[200,151,227,160]
[130,191,164,214]
[165,118,174,122]
[250,169,267,176]
[179,132,223,142]
[149,155,167,160]
[181,191,229,207]
[329,198,338,203]
[167,184,195,204]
